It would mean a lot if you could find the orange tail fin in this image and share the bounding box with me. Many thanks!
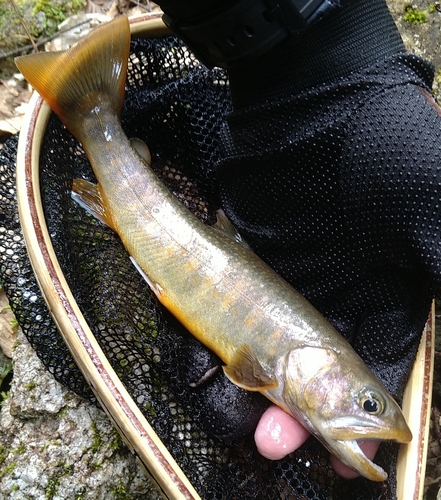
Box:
[15,15,130,136]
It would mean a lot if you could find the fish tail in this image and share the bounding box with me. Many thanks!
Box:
[15,15,130,137]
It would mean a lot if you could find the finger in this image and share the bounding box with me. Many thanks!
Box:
[330,440,381,479]
[254,404,310,460]
[255,405,381,481]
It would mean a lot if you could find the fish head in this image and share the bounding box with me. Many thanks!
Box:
[281,346,412,481]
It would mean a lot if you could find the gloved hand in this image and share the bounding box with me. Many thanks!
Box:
[156,0,440,479]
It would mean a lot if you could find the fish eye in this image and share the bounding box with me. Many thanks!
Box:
[357,389,385,416]
[363,399,378,413]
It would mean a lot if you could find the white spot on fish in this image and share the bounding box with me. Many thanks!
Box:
[150,203,193,246]
[149,203,230,275]
[104,124,112,142]
[90,106,112,141]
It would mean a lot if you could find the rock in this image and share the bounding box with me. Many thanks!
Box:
[387,0,441,97]
[0,288,18,358]
[0,77,31,148]
[0,330,160,500]
[44,13,111,52]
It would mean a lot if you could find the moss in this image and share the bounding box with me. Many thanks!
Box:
[0,0,85,46]
[55,461,74,474]
[0,0,40,52]
[0,445,8,465]
[1,304,18,330]
[0,462,16,480]
[45,462,74,499]
[403,6,428,23]
[45,474,61,500]
[0,390,10,404]
[90,421,104,452]
[11,442,26,455]
[110,430,125,452]
[74,487,87,500]
[88,460,103,471]
[25,381,36,391]
[56,405,68,418]
[111,479,131,500]
[0,358,13,406]
[0,0,17,44]
[32,0,85,35]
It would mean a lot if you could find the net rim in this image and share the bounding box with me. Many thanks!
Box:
[15,14,201,500]
[14,13,434,500]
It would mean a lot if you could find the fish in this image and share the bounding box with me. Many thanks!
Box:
[15,15,412,482]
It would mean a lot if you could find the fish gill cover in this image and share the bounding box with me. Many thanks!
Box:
[0,33,422,499]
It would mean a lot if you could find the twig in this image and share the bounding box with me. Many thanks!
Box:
[8,0,38,53]
[0,19,91,60]
[129,0,153,12]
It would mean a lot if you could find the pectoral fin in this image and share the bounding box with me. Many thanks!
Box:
[223,344,278,391]
[71,179,116,231]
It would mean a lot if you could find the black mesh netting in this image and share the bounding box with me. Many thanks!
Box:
[0,34,424,499]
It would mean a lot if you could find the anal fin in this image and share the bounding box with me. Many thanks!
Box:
[130,256,164,298]
[223,344,278,391]
[71,179,116,231]
[213,209,251,249]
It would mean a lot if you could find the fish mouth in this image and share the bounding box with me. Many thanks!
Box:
[316,417,412,481]
[326,417,412,444]
[330,438,388,482]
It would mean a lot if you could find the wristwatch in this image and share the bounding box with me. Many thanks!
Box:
[163,0,340,68]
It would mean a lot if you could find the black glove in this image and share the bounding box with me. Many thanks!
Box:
[154,0,438,429]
